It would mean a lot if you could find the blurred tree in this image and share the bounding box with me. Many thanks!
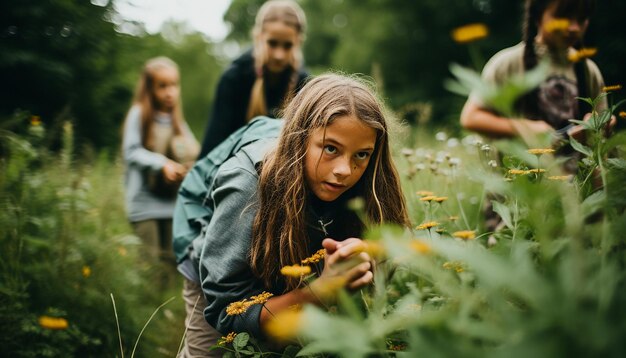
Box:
[0,0,128,149]
[0,0,223,151]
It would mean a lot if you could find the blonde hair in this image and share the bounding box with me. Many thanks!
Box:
[250,73,409,290]
[247,0,307,121]
[127,56,185,149]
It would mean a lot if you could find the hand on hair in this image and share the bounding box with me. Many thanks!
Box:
[314,238,374,292]
[162,160,187,183]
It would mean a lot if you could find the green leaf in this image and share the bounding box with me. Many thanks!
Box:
[569,136,593,157]
[491,201,513,230]
[233,332,249,349]
[581,190,605,218]
[606,158,626,170]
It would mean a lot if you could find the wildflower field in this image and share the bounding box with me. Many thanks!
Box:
[1,89,625,357]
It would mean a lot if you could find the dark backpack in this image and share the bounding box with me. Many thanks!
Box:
[172,116,284,263]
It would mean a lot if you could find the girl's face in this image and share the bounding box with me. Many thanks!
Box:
[261,21,299,73]
[304,115,377,202]
[538,1,588,50]
[151,67,180,112]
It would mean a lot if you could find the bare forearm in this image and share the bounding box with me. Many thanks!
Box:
[460,101,516,138]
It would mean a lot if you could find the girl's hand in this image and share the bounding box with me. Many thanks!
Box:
[162,160,186,183]
[315,238,374,292]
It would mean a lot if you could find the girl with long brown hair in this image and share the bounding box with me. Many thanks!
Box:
[177,73,409,352]
[122,56,198,276]
[197,0,309,158]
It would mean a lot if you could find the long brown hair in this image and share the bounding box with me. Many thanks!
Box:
[247,0,307,121]
[519,0,595,120]
[250,74,410,290]
[126,56,185,149]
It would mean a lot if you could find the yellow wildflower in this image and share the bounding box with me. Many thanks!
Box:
[434,196,448,203]
[410,240,431,254]
[527,148,555,155]
[30,115,42,126]
[250,291,274,305]
[548,175,571,181]
[416,221,439,230]
[217,332,237,346]
[280,264,311,277]
[452,230,476,240]
[226,300,253,316]
[619,111,626,119]
[39,316,69,330]
[301,249,325,265]
[451,23,488,43]
[118,246,127,256]
[420,195,437,202]
[82,265,91,278]
[544,18,570,32]
[527,168,546,174]
[443,261,465,273]
[356,241,386,258]
[568,47,597,62]
[508,169,528,175]
[264,309,302,341]
[416,190,434,197]
[602,84,622,92]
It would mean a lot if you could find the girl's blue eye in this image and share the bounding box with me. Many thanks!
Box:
[355,151,370,160]
[323,145,337,155]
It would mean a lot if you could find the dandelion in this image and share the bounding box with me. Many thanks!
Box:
[416,221,439,230]
[82,265,91,278]
[544,18,570,32]
[451,23,488,43]
[280,264,311,277]
[410,240,431,254]
[568,47,597,62]
[217,332,237,346]
[420,195,437,202]
[250,291,274,305]
[226,300,253,316]
[548,175,571,181]
[30,115,42,126]
[416,190,434,197]
[527,148,555,155]
[264,310,302,341]
[434,196,448,203]
[452,230,476,240]
[301,249,326,265]
[39,316,69,330]
[602,84,622,92]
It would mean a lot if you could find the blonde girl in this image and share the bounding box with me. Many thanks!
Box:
[122,56,197,271]
[175,74,409,355]
[197,0,308,157]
